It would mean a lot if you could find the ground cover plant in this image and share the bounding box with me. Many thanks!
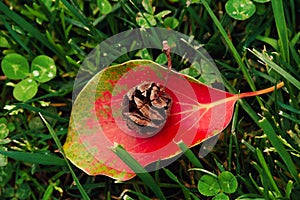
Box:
[0,0,299,199]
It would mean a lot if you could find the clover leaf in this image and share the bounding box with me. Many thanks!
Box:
[225,0,256,20]
[13,78,38,102]
[0,123,9,139]
[0,147,8,167]
[1,53,56,101]
[212,193,230,200]
[218,171,238,194]
[0,118,14,167]
[97,0,112,15]
[198,171,238,198]
[31,55,56,83]
[164,17,179,29]
[197,174,220,196]
[225,0,271,20]
[1,53,29,80]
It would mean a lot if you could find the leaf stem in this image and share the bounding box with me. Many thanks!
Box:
[193,82,285,111]
[163,41,172,71]
[238,82,284,99]
[162,40,172,88]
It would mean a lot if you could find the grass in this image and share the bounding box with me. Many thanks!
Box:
[0,0,299,199]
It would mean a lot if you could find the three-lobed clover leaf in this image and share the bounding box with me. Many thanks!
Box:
[136,0,176,29]
[197,171,238,198]
[136,12,157,27]
[1,53,56,101]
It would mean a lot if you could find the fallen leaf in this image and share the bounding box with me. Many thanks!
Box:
[63,59,284,181]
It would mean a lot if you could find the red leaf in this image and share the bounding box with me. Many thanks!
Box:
[63,60,284,181]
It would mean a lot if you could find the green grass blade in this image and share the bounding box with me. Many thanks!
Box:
[248,166,263,193]
[250,49,300,89]
[258,117,300,186]
[200,0,256,92]
[279,111,300,124]
[39,113,91,200]
[16,103,69,123]
[290,31,300,66]
[229,103,240,171]
[256,35,279,51]
[60,0,95,35]
[271,0,290,63]
[222,75,298,188]
[0,151,66,166]
[241,139,256,153]
[222,75,260,123]
[42,183,54,200]
[0,1,65,59]
[251,161,273,198]
[256,148,282,197]
[163,168,200,200]
[120,190,152,200]
[177,141,203,168]
[0,16,34,57]
[285,180,294,199]
[112,144,166,200]
[189,168,218,178]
